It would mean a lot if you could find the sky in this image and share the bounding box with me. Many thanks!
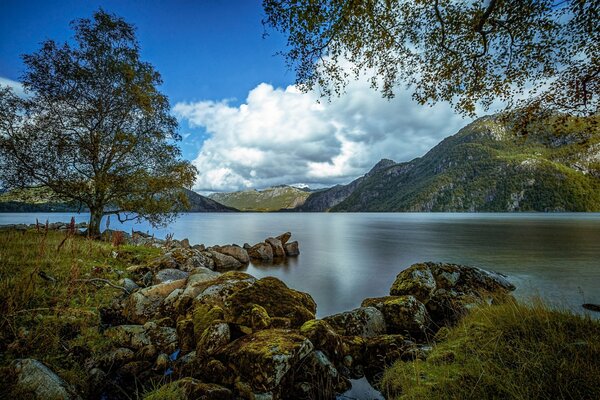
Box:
[0,0,471,192]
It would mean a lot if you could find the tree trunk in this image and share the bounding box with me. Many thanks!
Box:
[88,207,104,238]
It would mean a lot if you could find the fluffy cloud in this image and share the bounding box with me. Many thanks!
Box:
[0,77,27,98]
[174,80,470,192]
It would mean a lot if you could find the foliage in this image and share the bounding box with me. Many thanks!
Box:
[0,228,162,398]
[0,10,197,236]
[262,0,599,117]
[329,114,600,211]
[380,299,600,400]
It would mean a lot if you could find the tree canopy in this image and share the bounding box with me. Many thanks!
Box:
[0,10,197,236]
[262,0,599,118]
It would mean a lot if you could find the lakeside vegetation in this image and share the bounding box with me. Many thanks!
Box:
[0,228,161,398]
[381,299,600,399]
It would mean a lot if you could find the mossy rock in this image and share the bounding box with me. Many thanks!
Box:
[363,334,416,381]
[226,277,316,328]
[191,272,256,311]
[192,304,225,341]
[196,321,231,356]
[216,329,313,393]
[361,295,430,337]
[322,307,386,338]
[389,263,436,301]
[235,303,272,332]
[299,319,344,363]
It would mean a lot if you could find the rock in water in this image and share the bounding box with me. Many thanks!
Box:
[208,250,243,271]
[265,237,286,258]
[214,245,250,263]
[11,358,81,399]
[247,242,273,262]
[582,303,600,312]
[276,232,292,245]
[284,241,299,257]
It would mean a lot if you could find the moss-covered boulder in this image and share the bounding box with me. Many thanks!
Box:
[192,271,257,310]
[389,262,516,326]
[299,319,344,363]
[361,295,430,337]
[144,377,233,400]
[216,329,313,393]
[10,358,81,400]
[104,323,177,353]
[322,307,386,338]
[235,303,272,332]
[123,279,187,324]
[192,303,225,341]
[363,335,416,382]
[226,277,316,328]
[290,350,350,398]
[197,321,231,356]
[389,263,436,301]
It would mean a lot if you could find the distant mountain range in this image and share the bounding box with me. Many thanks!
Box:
[0,187,236,213]
[297,115,600,212]
[3,115,599,213]
[208,185,310,211]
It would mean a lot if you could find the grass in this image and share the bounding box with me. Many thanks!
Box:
[0,228,162,398]
[380,298,600,400]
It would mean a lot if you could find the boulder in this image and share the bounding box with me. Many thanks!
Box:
[153,268,189,284]
[226,277,316,328]
[123,279,187,324]
[363,335,417,381]
[247,242,274,262]
[11,358,81,400]
[118,278,139,293]
[291,350,350,398]
[209,250,243,271]
[192,272,257,310]
[284,241,299,257]
[265,237,286,258]
[389,263,436,301]
[323,307,386,338]
[389,262,515,326]
[192,303,226,341]
[104,323,177,353]
[299,319,344,363]
[361,295,429,337]
[276,232,292,245]
[214,245,250,264]
[197,321,231,355]
[217,329,313,393]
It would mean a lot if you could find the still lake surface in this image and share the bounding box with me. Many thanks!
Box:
[2,212,599,317]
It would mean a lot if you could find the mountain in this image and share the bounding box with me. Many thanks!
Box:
[0,187,236,213]
[209,185,311,211]
[298,115,600,212]
[183,189,237,212]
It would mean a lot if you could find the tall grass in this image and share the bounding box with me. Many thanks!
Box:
[381,298,600,399]
[0,228,161,397]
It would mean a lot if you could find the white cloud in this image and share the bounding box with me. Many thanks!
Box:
[0,77,27,98]
[174,79,470,192]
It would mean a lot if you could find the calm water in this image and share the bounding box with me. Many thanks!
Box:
[2,212,599,317]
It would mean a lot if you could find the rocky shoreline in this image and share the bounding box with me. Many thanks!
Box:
[4,227,518,399]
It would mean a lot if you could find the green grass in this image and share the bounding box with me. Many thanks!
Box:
[381,299,600,399]
[0,228,162,397]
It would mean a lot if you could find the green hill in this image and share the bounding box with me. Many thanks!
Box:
[300,115,600,212]
[209,185,310,211]
[0,187,236,213]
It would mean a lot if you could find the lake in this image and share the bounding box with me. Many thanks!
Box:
[1,212,599,317]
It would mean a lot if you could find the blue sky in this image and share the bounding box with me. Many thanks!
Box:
[0,0,469,192]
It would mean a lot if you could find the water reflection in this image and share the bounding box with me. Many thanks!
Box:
[1,212,599,316]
